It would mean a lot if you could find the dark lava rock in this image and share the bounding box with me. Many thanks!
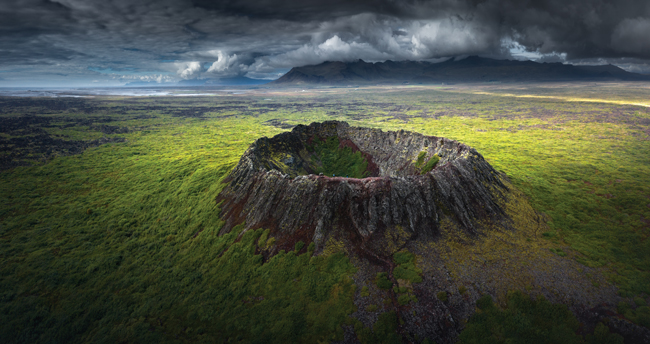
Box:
[216,121,509,256]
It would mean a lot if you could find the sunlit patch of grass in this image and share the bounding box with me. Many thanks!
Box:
[472,91,650,108]
[44,126,105,140]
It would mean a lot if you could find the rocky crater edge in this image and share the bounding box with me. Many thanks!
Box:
[216,121,510,258]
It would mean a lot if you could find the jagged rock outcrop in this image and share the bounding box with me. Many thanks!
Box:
[216,121,509,254]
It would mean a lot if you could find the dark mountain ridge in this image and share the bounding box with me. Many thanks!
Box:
[271,56,650,85]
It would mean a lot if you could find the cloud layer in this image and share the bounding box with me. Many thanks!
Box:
[0,0,649,85]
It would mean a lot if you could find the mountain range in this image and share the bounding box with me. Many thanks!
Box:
[270,56,650,85]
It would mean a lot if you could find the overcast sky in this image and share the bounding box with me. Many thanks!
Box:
[1,0,649,86]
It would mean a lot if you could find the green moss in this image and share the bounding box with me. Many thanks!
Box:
[392,251,423,284]
[393,251,414,265]
[295,240,305,252]
[355,311,402,344]
[376,272,393,290]
[550,248,567,257]
[617,301,631,314]
[393,286,408,294]
[420,154,440,174]
[360,286,370,297]
[542,231,555,238]
[393,266,422,283]
[437,291,448,302]
[476,294,494,310]
[415,151,427,167]
[414,151,440,174]
[585,323,624,344]
[258,228,270,247]
[460,291,582,344]
[308,136,370,178]
[398,294,412,305]
[634,296,647,306]
[461,291,624,344]
[459,285,468,295]
[624,306,650,328]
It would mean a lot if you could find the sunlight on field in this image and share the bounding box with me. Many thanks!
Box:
[472,91,650,108]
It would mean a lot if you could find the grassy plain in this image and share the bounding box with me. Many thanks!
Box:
[0,83,649,342]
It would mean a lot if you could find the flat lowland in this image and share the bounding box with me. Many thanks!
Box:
[0,83,649,343]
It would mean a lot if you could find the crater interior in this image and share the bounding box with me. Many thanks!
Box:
[252,121,453,179]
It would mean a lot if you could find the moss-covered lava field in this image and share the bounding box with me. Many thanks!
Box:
[1,83,649,343]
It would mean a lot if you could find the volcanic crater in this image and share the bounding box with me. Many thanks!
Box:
[217,121,510,256]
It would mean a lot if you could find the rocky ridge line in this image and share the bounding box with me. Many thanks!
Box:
[216,121,510,255]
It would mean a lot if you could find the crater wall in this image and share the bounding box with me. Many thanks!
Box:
[216,121,509,254]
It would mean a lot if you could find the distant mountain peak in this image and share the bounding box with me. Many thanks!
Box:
[271,57,649,85]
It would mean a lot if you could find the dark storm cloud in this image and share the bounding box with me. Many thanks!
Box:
[495,0,650,59]
[190,0,411,21]
[0,0,649,85]
[0,0,73,35]
[193,0,650,60]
